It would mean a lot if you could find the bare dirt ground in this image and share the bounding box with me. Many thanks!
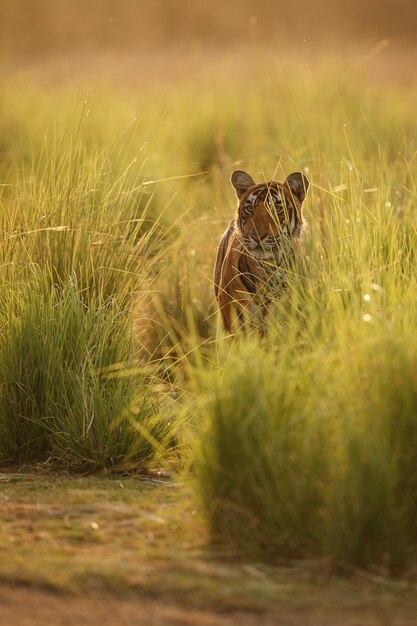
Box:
[0,585,415,626]
[0,473,416,626]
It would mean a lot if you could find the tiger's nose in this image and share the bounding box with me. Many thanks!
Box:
[257,232,269,242]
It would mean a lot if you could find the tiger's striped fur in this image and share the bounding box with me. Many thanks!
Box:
[214,170,309,332]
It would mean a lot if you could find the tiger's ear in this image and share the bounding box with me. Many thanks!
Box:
[284,172,310,203]
[231,170,256,199]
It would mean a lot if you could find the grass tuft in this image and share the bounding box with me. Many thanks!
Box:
[0,274,171,470]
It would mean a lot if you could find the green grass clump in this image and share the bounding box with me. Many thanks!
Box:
[197,334,417,574]
[197,342,327,560]
[323,337,417,574]
[0,274,170,470]
[0,133,176,470]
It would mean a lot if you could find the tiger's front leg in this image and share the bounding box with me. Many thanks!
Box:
[218,289,260,334]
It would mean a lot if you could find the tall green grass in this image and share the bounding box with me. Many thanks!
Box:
[0,132,176,469]
[197,332,417,574]
[0,275,167,469]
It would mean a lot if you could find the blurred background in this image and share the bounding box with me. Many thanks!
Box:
[1,0,416,62]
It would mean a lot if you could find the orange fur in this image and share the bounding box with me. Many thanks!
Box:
[214,170,309,332]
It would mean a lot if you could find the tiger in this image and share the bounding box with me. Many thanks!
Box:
[214,169,310,333]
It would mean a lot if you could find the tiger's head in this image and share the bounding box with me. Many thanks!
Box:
[231,170,310,259]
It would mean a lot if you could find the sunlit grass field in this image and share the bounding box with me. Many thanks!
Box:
[1,54,417,577]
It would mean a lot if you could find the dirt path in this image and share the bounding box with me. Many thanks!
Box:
[0,585,414,626]
[1,475,416,626]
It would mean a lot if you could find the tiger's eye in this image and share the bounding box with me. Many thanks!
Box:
[243,200,253,215]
